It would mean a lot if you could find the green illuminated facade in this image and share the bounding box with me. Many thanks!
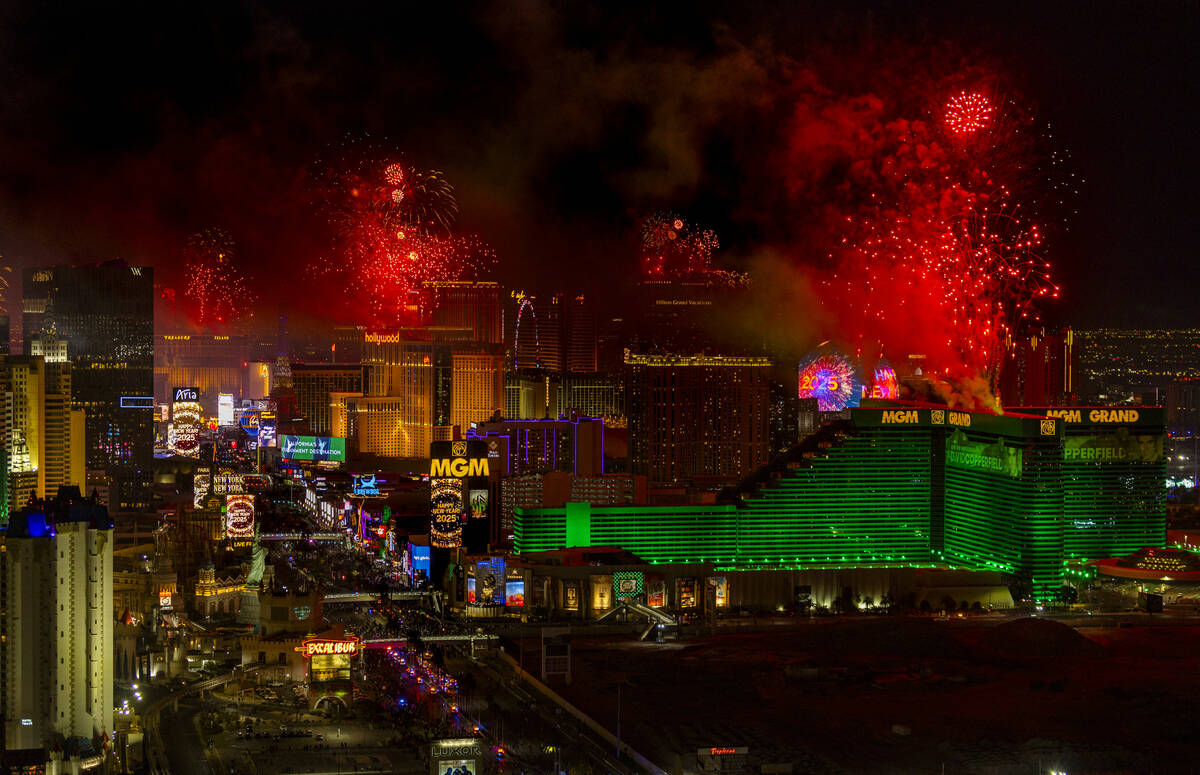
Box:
[516,403,1167,598]
[1013,407,1166,562]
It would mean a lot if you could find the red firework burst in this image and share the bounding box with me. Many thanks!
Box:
[944,90,995,137]
[316,195,493,327]
[183,228,254,328]
[312,141,492,327]
[637,211,746,286]
[830,188,1056,382]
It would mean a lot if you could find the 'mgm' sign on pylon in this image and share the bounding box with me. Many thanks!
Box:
[429,440,489,477]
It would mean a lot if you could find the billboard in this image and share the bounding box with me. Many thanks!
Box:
[213,468,244,495]
[225,494,255,539]
[679,577,697,609]
[410,544,430,586]
[945,430,1023,479]
[430,478,464,548]
[1064,432,1163,464]
[218,393,235,426]
[258,412,277,448]
[295,634,361,659]
[473,558,505,605]
[468,489,488,519]
[193,466,212,508]
[563,580,580,611]
[798,350,862,412]
[506,579,525,607]
[613,571,644,600]
[281,435,347,463]
[647,577,666,607]
[171,388,203,459]
[710,576,728,607]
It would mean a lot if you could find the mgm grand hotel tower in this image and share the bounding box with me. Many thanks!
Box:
[515,402,1165,599]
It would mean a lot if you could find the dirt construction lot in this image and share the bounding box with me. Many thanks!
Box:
[522,617,1200,774]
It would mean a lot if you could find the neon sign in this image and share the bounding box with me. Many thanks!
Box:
[295,635,361,659]
[353,474,380,496]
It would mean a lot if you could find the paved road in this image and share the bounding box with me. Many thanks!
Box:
[161,699,215,775]
[456,654,641,775]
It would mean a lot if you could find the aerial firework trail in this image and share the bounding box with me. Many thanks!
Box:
[183,228,255,327]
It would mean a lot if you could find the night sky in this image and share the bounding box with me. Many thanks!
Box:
[0,1,1195,330]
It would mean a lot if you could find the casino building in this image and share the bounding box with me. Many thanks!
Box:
[1011,406,1166,561]
[515,401,1166,599]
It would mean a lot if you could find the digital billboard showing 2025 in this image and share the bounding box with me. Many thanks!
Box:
[281,435,347,463]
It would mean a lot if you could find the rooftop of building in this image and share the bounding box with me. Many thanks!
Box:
[623,351,772,367]
[4,486,112,536]
[508,546,647,566]
[1090,547,1200,580]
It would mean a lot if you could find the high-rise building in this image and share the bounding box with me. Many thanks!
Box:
[506,291,598,374]
[28,332,67,363]
[516,407,1080,602]
[327,391,362,439]
[1167,379,1200,437]
[349,335,439,457]
[332,325,366,364]
[632,280,724,353]
[500,470,645,545]
[155,334,270,408]
[768,368,801,454]
[0,366,9,521]
[422,281,501,345]
[470,415,604,477]
[345,396,430,458]
[450,346,504,433]
[562,294,597,373]
[1,358,81,505]
[23,262,154,511]
[504,371,560,420]
[998,328,1076,408]
[596,315,627,372]
[44,362,85,498]
[291,364,366,436]
[559,371,624,423]
[6,356,45,499]
[2,490,113,768]
[1014,406,1166,560]
[517,403,1162,598]
[625,352,771,487]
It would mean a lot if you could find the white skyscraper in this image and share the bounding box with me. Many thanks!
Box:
[2,490,113,772]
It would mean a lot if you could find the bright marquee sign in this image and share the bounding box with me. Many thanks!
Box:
[294,634,361,659]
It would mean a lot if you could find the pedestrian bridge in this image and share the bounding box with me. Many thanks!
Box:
[323,590,438,603]
[258,532,345,542]
[361,633,499,649]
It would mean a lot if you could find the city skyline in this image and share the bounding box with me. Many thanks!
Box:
[0,5,1197,775]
